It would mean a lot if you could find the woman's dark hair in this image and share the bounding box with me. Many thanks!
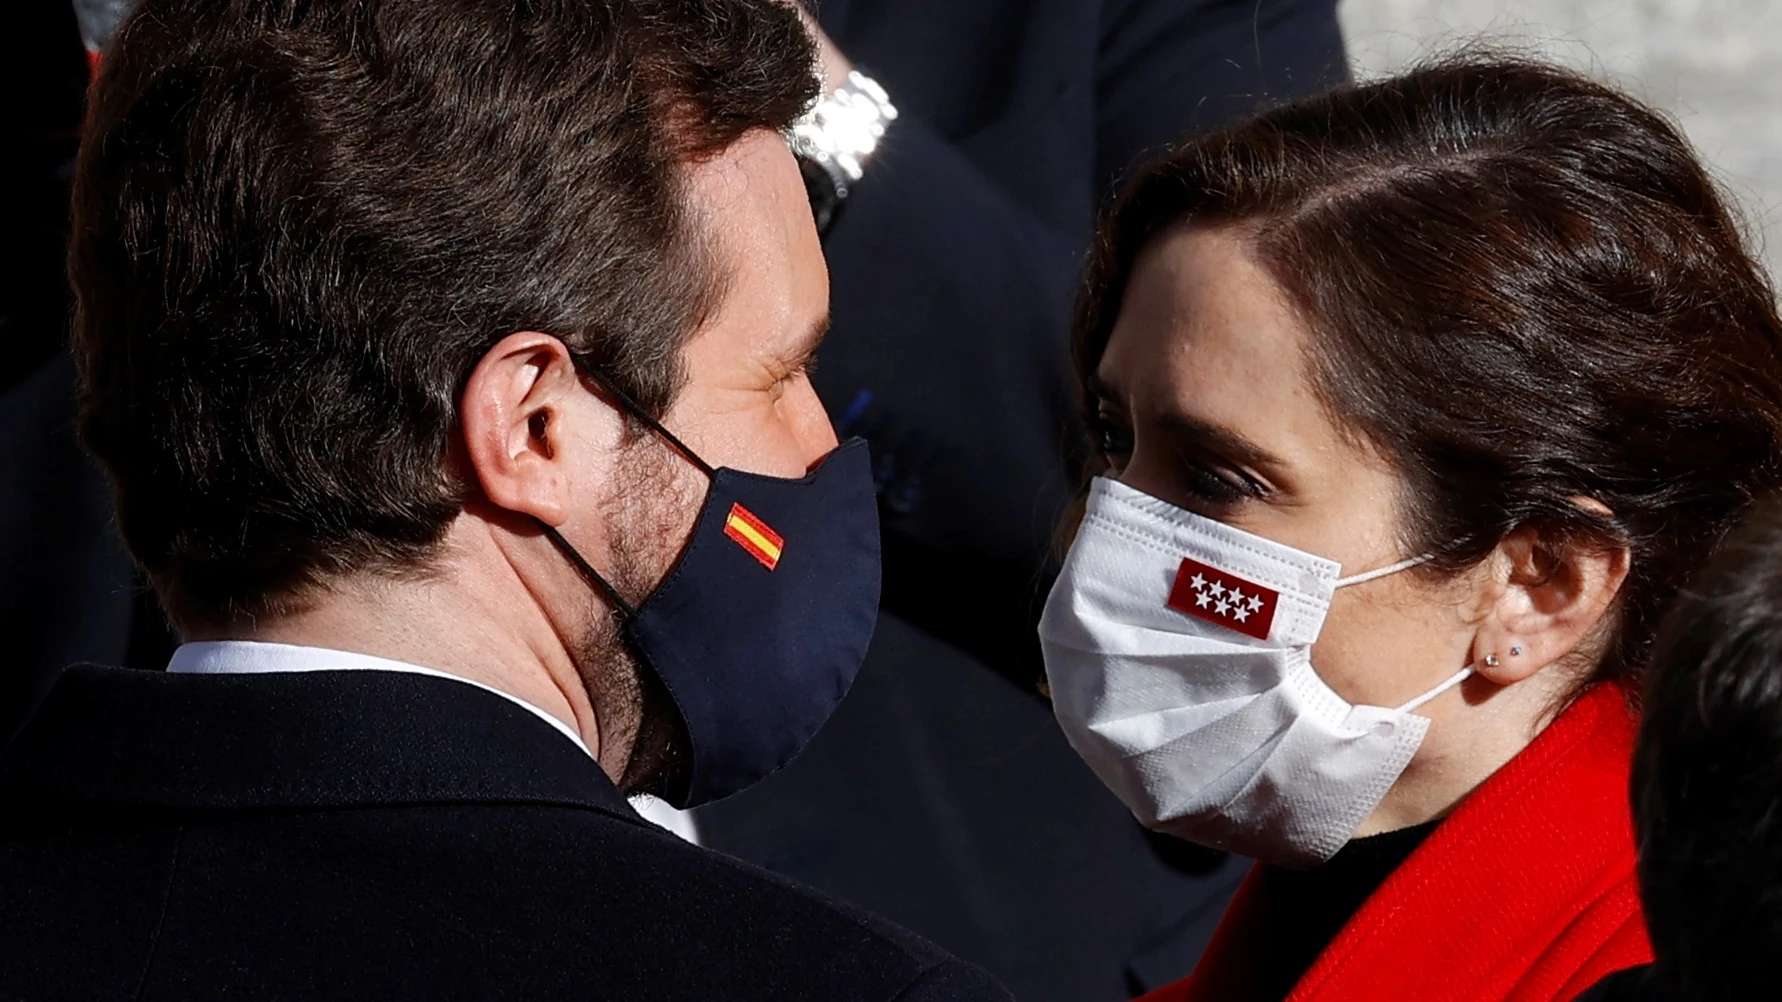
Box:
[70,0,816,631]
[1074,57,1782,688]
[1636,494,1782,999]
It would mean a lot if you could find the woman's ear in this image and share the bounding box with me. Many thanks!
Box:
[1471,502,1630,686]
[459,332,594,527]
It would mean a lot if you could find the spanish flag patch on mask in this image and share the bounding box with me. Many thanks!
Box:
[723,503,784,570]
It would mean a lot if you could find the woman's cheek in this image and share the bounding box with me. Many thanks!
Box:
[1310,592,1468,708]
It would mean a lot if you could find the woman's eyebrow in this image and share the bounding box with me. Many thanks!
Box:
[1155,411,1287,471]
[1089,371,1285,471]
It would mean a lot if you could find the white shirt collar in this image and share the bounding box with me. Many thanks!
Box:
[167,640,594,758]
[165,640,702,845]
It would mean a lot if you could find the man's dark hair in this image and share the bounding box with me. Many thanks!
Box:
[1074,57,1782,693]
[1635,495,1782,1000]
[70,0,817,631]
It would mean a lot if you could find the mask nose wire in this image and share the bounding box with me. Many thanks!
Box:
[535,364,717,622]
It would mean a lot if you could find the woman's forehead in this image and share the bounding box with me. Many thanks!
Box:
[1100,229,1317,425]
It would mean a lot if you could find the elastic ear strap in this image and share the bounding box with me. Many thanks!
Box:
[1334,553,1434,589]
[540,522,638,621]
[578,365,715,479]
[1395,666,1474,715]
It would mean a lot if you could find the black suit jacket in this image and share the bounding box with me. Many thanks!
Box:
[0,666,1012,1001]
[699,2,1343,999]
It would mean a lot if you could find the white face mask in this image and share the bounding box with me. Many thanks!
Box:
[1039,477,1472,868]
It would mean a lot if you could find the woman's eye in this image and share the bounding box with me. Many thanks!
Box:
[1182,460,1260,507]
[1090,410,1263,508]
[1093,416,1134,459]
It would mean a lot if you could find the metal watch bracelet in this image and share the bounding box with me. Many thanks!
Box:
[789,69,898,232]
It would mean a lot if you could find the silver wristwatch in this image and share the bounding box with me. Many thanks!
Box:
[789,69,899,233]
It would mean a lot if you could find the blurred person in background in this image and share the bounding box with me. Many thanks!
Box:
[0,1,1014,997]
[1041,57,1782,1002]
[1580,495,1782,1001]
[699,4,1348,997]
[0,1,177,746]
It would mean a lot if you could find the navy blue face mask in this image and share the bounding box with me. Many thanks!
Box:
[542,375,880,808]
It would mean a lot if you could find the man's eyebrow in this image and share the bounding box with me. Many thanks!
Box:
[776,310,832,374]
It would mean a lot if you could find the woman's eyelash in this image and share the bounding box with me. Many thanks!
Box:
[1090,411,1265,505]
[1090,413,1134,455]
[1181,461,1256,505]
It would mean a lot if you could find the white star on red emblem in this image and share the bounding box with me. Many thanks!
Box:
[1210,582,1227,599]
[1232,606,1251,622]
[1214,598,1232,616]
[1248,595,1264,613]
[1194,590,1212,608]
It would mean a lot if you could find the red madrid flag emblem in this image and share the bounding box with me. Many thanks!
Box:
[1167,556,1279,641]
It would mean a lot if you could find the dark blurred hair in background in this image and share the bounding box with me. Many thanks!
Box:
[70,0,816,633]
[1074,56,1782,696]
[1635,494,1782,1001]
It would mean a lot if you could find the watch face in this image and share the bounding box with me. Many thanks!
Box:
[796,155,845,235]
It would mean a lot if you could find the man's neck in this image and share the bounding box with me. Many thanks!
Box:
[200,564,607,774]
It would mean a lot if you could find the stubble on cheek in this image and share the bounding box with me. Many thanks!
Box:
[570,432,705,797]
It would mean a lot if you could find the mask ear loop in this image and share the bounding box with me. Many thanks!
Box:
[1334,553,1434,589]
[1395,665,1474,715]
[534,364,719,623]
[541,524,638,621]
[577,365,715,480]
[1331,552,1469,713]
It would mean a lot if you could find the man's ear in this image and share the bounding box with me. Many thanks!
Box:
[1471,502,1631,686]
[459,332,607,527]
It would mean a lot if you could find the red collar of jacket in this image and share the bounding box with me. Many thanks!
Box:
[1143,681,1652,1002]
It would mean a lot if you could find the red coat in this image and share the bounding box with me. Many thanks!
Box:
[1140,682,1652,1002]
